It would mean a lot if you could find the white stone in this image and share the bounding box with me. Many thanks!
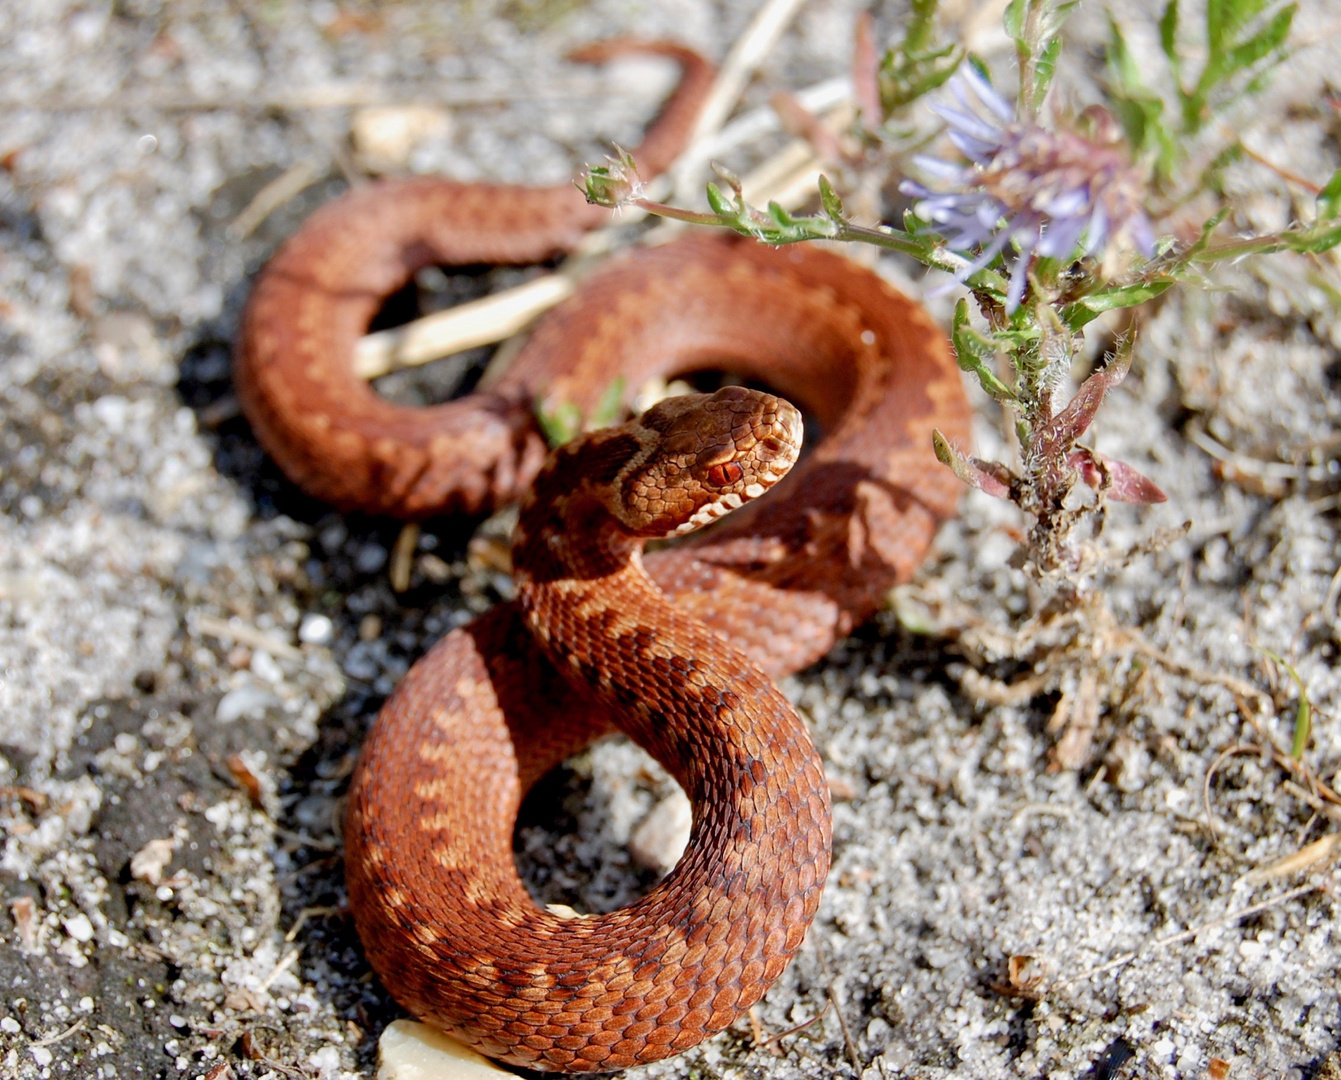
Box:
[377,1020,511,1079]
[298,613,334,645]
[130,837,175,885]
[215,683,277,724]
[352,106,453,171]
[308,1044,342,1078]
[629,790,692,873]
[250,649,283,685]
[63,913,94,942]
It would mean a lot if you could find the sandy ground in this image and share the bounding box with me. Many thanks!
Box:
[1,1,1339,1079]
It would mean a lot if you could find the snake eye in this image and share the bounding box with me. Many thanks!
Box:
[706,461,744,487]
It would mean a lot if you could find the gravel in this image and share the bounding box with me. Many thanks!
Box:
[1,2,1338,1079]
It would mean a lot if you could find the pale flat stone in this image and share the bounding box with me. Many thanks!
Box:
[352,105,453,171]
[629,790,692,873]
[377,1020,511,1079]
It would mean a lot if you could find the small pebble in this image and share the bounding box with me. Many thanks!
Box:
[298,612,334,645]
[216,683,277,724]
[356,543,388,574]
[629,790,691,874]
[250,649,283,684]
[63,912,94,942]
[343,645,380,682]
[130,837,175,885]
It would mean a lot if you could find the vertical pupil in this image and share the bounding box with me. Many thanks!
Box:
[708,462,743,487]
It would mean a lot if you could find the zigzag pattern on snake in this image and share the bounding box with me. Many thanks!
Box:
[233,39,971,1074]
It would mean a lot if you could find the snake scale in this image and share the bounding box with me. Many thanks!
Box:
[235,40,970,1073]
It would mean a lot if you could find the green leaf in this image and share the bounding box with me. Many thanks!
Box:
[536,399,582,447]
[1259,647,1313,760]
[537,376,627,445]
[1030,4,1077,103]
[990,323,1043,349]
[1187,207,1231,258]
[1211,5,1294,86]
[1185,215,1341,263]
[1206,0,1227,52]
[1059,279,1175,330]
[590,375,626,430]
[705,182,734,219]
[1105,14,1178,176]
[1006,0,1078,117]
[818,175,846,221]
[1187,1,1295,132]
[877,0,963,113]
[1208,0,1272,53]
[1105,15,1139,91]
[1292,222,1341,254]
[905,0,939,53]
[1032,36,1062,104]
[951,298,1018,401]
[1158,0,1181,82]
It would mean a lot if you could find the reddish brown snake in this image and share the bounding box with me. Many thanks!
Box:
[235,41,970,1073]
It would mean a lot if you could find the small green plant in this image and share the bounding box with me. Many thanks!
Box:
[535,375,625,447]
[579,0,1341,583]
[1107,0,1296,182]
[1259,648,1315,760]
[873,0,962,114]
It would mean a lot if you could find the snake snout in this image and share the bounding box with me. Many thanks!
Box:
[756,398,803,462]
[692,389,802,486]
[739,396,803,489]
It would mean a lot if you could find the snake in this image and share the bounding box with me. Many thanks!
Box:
[233,40,971,1074]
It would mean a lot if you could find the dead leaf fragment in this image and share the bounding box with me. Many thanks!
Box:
[129,837,177,885]
[1242,833,1341,885]
[10,896,38,951]
[1006,952,1049,997]
[226,754,265,809]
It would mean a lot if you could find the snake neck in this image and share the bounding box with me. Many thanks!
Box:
[512,430,736,789]
[511,428,653,707]
[512,434,642,578]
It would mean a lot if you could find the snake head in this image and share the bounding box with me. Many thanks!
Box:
[616,386,803,539]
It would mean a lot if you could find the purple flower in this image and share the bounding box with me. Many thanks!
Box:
[901,67,1156,312]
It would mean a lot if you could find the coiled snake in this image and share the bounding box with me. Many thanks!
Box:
[235,40,971,1074]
